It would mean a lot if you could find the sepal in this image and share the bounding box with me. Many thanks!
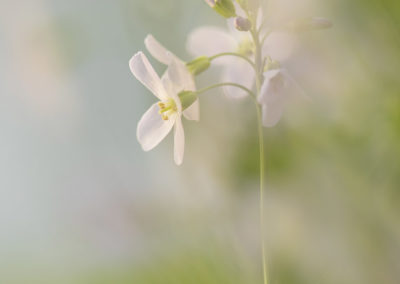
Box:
[186,56,211,76]
[178,91,198,111]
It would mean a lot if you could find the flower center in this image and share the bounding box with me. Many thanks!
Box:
[158,98,177,120]
[237,37,255,57]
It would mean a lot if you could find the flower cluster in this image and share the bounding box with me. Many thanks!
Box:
[130,0,331,165]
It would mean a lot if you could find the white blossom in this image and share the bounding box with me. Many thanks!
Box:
[186,5,296,99]
[145,34,200,121]
[130,52,193,165]
[259,68,305,127]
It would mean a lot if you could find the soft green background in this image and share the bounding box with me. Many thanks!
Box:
[0,0,399,283]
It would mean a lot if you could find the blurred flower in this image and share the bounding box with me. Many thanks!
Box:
[145,35,200,121]
[187,5,296,99]
[258,69,304,127]
[130,52,197,165]
[259,69,288,127]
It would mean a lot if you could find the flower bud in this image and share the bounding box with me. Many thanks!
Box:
[285,17,333,33]
[178,91,198,110]
[186,56,211,76]
[205,0,236,18]
[234,16,252,31]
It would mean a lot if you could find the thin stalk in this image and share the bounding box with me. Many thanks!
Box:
[209,52,256,70]
[196,82,256,98]
[256,102,268,284]
[251,18,269,284]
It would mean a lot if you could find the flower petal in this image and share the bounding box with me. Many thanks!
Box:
[162,60,195,94]
[183,99,200,121]
[186,27,236,60]
[161,68,182,111]
[258,69,282,104]
[262,100,285,127]
[262,32,297,61]
[137,103,175,151]
[161,71,176,96]
[173,116,185,165]
[223,57,255,99]
[145,34,177,65]
[280,69,310,101]
[129,52,168,100]
[170,59,195,91]
[259,69,289,127]
[159,59,191,114]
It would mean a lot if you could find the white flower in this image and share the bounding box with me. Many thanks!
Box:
[258,68,304,127]
[130,52,193,165]
[145,34,200,121]
[186,5,296,99]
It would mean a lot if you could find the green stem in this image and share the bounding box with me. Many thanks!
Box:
[256,102,268,284]
[196,82,256,98]
[251,15,269,284]
[209,52,256,70]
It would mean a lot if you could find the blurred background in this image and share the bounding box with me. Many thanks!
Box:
[0,0,399,283]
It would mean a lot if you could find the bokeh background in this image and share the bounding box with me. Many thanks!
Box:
[1,0,399,283]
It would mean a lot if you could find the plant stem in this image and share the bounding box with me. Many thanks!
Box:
[209,52,256,70]
[251,15,269,284]
[256,102,268,284]
[196,82,256,98]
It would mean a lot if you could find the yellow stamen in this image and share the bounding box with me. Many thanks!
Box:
[157,98,177,120]
[159,106,173,113]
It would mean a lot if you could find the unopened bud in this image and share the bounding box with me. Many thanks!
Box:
[204,0,236,18]
[285,17,333,33]
[178,91,198,110]
[186,56,211,76]
[234,16,252,31]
